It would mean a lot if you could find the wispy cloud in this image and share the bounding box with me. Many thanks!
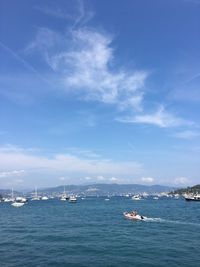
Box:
[117,106,191,128]
[25,8,192,129]
[26,27,148,112]
[172,130,200,139]
[141,177,155,183]
[0,145,142,178]
[66,147,102,159]
[174,176,189,185]
[36,0,94,27]
[0,170,25,178]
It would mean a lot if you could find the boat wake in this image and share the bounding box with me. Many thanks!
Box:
[143,217,164,222]
[143,217,200,227]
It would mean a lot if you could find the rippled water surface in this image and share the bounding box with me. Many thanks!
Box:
[0,197,199,267]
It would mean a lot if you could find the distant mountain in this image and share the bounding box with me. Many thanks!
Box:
[172,184,200,195]
[27,183,176,196]
[0,189,21,197]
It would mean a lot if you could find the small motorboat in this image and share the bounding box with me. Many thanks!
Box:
[11,202,25,208]
[131,195,141,201]
[69,196,77,203]
[123,211,146,221]
[41,196,49,200]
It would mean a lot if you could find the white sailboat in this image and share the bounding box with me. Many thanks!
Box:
[31,187,41,201]
[60,185,69,201]
[4,188,15,202]
[11,188,25,207]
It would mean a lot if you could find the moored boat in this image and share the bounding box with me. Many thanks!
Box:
[31,187,41,201]
[11,202,25,208]
[69,196,77,203]
[41,196,49,200]
[132,195,141,201]
[60,186,69,201]
[185,194,200,201]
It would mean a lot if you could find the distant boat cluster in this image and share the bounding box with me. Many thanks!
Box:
[0,186,77,207]
[0,187,200,208]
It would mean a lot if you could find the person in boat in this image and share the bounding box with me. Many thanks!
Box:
[131,211,137,216]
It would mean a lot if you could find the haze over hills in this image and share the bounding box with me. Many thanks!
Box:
[27,183,177,196]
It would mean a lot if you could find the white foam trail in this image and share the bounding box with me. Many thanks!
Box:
[144,217,200,227]
[143,217,164,222]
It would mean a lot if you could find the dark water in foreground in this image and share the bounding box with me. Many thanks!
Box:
[0,197,199,267]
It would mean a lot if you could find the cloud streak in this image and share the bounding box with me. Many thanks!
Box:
[26,27,148,112]
[0,146,143,179]
[117,106,191,128]
[172,130,200,139]
[25,14,192,130]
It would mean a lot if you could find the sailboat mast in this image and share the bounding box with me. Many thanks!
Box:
[11,188,14,199]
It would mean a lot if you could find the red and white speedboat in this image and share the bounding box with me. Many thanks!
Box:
[123,211,146,221]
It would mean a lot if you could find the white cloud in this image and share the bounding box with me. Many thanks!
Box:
[36,0,94,26]
[0,146,142,179]
[59,176,66,181]
[174,177,189,185]
[141,177,155,183]
[67,147,101,158]
[96,175,106,181]
[110,177,118,182]
[25,25,192,130]
[0,170,25,178]
[117,106,191,128]
[173,130,200,139]
[26,27,148,111]
[84,176,92,181]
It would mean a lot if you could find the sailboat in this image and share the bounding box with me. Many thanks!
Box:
[31,187,41,201]
[11,188,25,207]
[60,185,69,201]
[4,188,15,202]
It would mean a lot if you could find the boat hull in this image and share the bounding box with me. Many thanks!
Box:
[123,212,145,221]
[11,202,25,207]
[185,198,200,201]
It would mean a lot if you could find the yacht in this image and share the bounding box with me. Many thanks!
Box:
[41,196,49,200]
[11,202,25,208]
[132,195,141,201]
[15,196,28,203]
[185,194,200,201]
[69,196,77,203]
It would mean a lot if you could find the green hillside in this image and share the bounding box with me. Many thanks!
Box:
[173,184,200,195]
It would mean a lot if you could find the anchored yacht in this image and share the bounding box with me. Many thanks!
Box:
[69,196,77,203]
[185,194,200,201]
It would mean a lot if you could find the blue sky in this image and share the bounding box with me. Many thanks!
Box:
[0,0,200,188]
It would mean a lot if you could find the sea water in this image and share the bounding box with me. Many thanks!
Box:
[0,197,199,267]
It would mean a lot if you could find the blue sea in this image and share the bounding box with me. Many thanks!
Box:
[0,197,199,267]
